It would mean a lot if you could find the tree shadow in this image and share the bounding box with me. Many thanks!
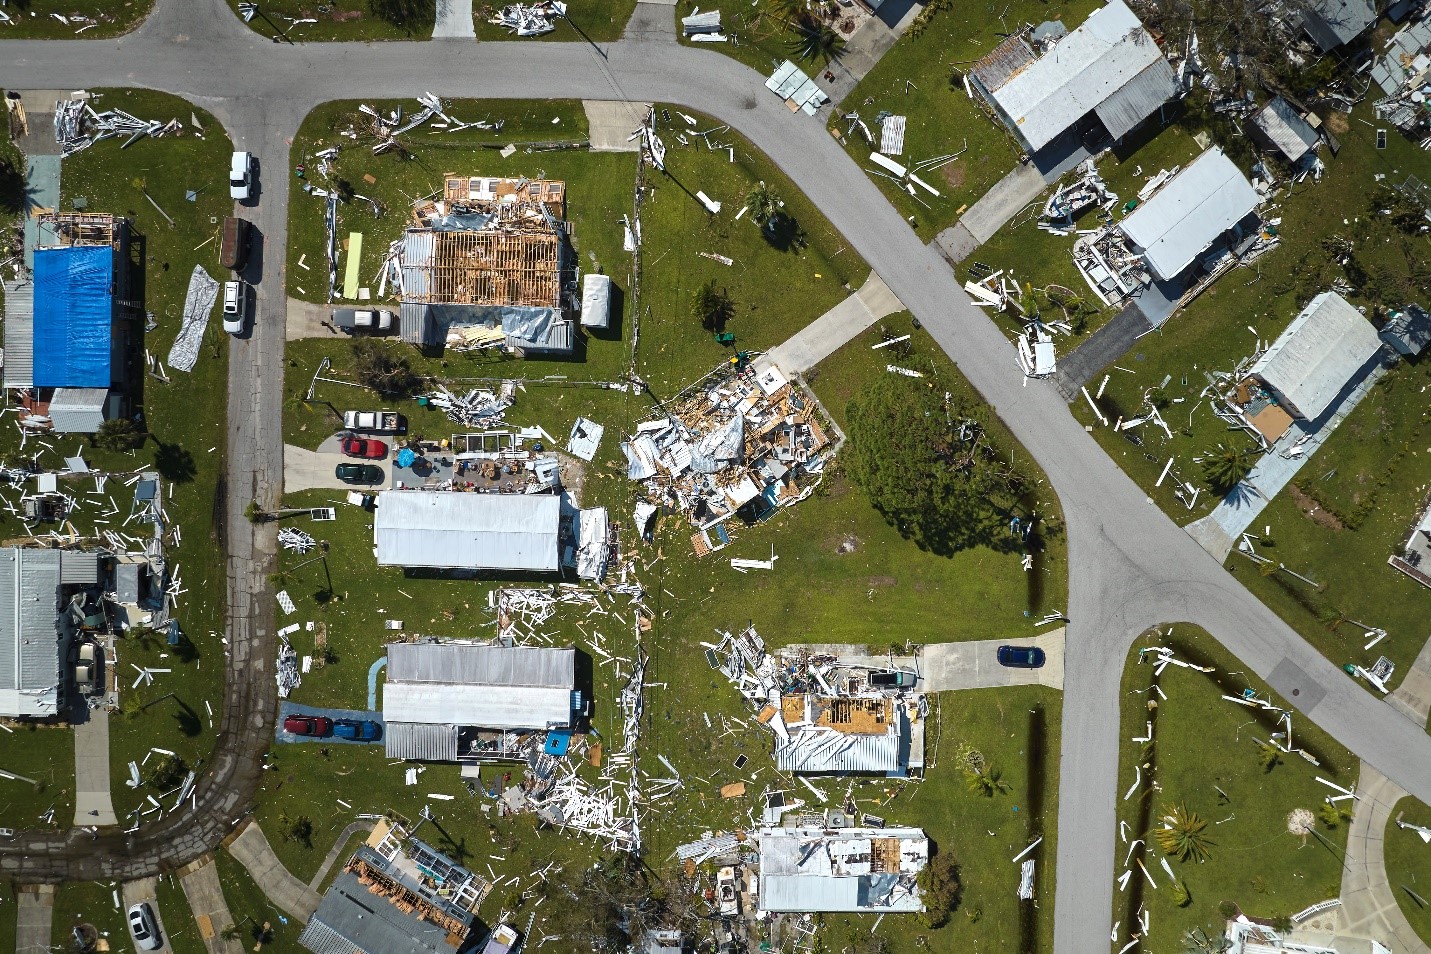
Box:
[152,439,197,483]
[760,214,806,253]
[0,157,24,217]
[173,699,202,737]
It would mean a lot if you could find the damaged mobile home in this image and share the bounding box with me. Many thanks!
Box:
[757,824,929,913]
[968,0,1179,156]
[621,362,837,541]
[389,176,577,356]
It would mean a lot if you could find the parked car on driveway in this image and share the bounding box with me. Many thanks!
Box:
[222,280,244,335]
[342,410,407,433]
[341,436,388,459]
[333,719,382,741]
[335,463,383,484]
[996,645,1046,668]
[230,150,254,200]
[283,714,334,736]
[127,903,161,951]
[869,669,916,688]
[332,307,395,335]
[75,642,98,693]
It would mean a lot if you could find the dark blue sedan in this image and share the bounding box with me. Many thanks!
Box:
[333,719,383,741]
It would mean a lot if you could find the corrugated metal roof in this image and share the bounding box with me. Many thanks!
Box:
[388,643,574,687]
[970,34,1037,94]
[0,548,64,717]
[1252,98,1320,163]
[775,729,903,774]
[400,230,434,300]
[1093,56,1179,140]
[984,0,1173,152]
[383,643,575,730]
[757,827,928,913]
[48,387,109,434]
[1118,147,1260,281]
[2,281,34,389]
[1380,304,1431,356]
[299,871,464,954]
[383,721,458,761]
[1300,0,1375,51]
[1248,291,1383,420]
[59,551,98,585]
[374,491,560,571]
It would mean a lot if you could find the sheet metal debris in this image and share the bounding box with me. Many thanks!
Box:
[490,0,567,35]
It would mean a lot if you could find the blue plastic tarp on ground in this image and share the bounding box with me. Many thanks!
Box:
[32,245,112,387]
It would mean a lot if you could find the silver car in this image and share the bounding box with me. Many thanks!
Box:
[127,902,161,951]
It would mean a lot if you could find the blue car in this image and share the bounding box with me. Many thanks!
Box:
[333,719,382,741]
[996,645,1046,668]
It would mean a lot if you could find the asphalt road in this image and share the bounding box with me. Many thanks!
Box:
[2,5,1430,953]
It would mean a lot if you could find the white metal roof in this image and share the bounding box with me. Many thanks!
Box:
[985,0,1173,152]
[0,548,64,717]
[48,387,109,434]
[757,826,928,913]
[383,643,576,730]
[580,273,611,329]
[388,642,574,687]
[1252,98,1319,163]
[384,683,573,730]
[1247,292,1382,421]
[374,491,560,572]
[1118,148,1259,281]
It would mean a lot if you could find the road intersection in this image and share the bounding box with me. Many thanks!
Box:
[1,4,1429,952]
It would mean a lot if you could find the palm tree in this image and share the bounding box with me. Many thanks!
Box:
[791,20,845,66]
[766,0,809,26]
[963,764,1011,797]
[1200,441,1256,494]
[743,181,781,226]
[1156,803,1213,862]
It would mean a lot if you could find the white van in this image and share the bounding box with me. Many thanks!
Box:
[222,280,244,335]
[229,150,253,200]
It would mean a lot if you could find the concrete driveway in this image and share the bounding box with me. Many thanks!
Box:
[178,856,245,954]
[121,877,174,954]
[15,885,53,954]
[73,708,118,825]
[276,701,384,745]
[284,444,385,493]
[921,629,1065,690]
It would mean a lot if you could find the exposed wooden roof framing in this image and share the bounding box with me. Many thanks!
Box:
[407,227,562,307]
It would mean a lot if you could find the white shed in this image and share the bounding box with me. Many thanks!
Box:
[581,273,611,330]
[1248,292,1383,421]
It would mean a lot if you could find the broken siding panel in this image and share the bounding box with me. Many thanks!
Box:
[1092,57,1178,140]
[775,731,903,773]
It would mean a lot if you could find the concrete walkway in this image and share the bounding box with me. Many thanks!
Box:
[433,0,475,38]
[584,100,649,151]
[1186,354,1391,561]
[177,855,245,954]
[74,708,118,826]
[1341,766,1431,954]
[308,819,376,891]
[284,443,383,493]
[122,877,175,954]
[757,271,902,375]
[15,884,54,954]
[1388,633,1431,727]
[284,297,338,340]
[789,629,1064,691]
[226,819,320,923]
[952,163,1045,245]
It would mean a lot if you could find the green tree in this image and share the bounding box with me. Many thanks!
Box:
[690,280,733,332]
[916,847,962,928]
[350,339,423,399]
[278,810,313,847]
[846,373,1027,555]
[963,764,1011,797]
[367,0,426,27]
[790,20,845,65]
[92,417,147,452]
[1171,880,1192,907]
[1155,803,1214,863]
[1200,440,1256,494]
[1318,801,1352,829]
[743,181,782,226]
[144,753,188,790]
[1255,740,1283,772]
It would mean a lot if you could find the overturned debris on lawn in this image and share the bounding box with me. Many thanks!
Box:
[620,361,837,541]
[491,0,567,36]
[423,382,517,428]
[1039,159,1117,233]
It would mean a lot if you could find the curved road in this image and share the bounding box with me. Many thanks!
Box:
[2,5,1430,952]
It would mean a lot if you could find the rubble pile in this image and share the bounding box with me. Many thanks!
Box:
[620,362,836,538]
[423,381,518,428]
[490,0,567,36]
[1038,160,1118,233]
[54,98,185,158]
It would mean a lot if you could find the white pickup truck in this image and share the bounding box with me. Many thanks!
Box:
[342,410,407,433]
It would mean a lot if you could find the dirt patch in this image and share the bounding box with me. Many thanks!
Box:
[1288,483,1345,530]
[941,163,967,191]
[835,534,861,555]
[867,575,897,588]
[1326,112,1350,135]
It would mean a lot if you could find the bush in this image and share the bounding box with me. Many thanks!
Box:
[351,339,423,399]
[144,753,188,790]
[1219,900,1240,920]
[917,848,962,928]
[690,280,733,333]
[92,418,146,452]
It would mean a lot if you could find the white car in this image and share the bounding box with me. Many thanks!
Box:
[222,280,244,335]
[229,150,253,200]
[127,903,161,952]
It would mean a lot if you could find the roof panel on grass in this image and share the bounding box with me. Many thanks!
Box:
[32,245,111,388]
[1118,148,1259,281]
[1247,291,1383,420]
[374,491,560,571]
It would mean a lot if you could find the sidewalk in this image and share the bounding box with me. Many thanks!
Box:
[73,708,118,826]
[433,0,475,38]
[226,819,320,922]
[1340,765,1431,954]
[308,819,376,891]
[178,855,246,954]
[757,270,902,376]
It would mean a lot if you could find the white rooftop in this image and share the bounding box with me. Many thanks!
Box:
[1247,291,1383,421]
[374,491,560,572]
[1119,147,1260,281]
[383,642,575,731]
[757,825,928,913]
[983,0,1175,152]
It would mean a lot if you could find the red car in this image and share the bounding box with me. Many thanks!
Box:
[341,436,388,459]
[283,714,334,737]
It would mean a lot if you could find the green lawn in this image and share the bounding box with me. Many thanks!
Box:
[1116,626,1358,950]
[0,881,13,954]
[0,0,154,37]
[829,0,1104,240]
[0,90,232,828]
[54,881,127,950]
[1386,796,1431,945]
[0,723,73,828]
[215,851,303,947]
[223,0,434,40]
[673,0,817,76]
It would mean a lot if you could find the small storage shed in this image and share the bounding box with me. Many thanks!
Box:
[581,273,611,330]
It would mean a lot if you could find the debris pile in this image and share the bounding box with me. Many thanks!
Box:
[490,0,567,36]
[681,8,723,38]
[422,382,517,428]
[54,98,185,158]
[620,361,836,539]
[278,527,317,553]
[1039,160,1117,233]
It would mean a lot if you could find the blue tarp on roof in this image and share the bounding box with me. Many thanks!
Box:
[32,245,112,388]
